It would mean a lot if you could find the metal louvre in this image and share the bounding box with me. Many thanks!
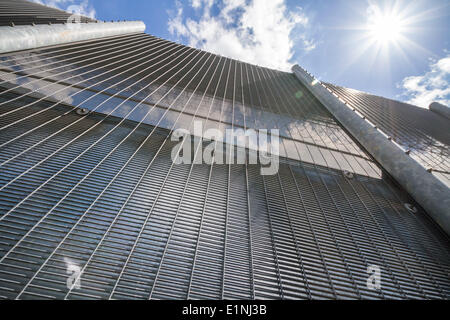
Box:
[323,83,450,187]
[0,33,378,175]
[0,29,449,300]
[0,0,96,26]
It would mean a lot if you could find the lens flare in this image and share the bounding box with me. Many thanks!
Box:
[367,5,406,45]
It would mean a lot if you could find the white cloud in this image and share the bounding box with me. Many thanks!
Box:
[29,0,96,19]
[190,0,204,9]
[168,0,315,71]
[399,55,450,108]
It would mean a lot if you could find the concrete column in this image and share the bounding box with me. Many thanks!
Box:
[292,64,450,236]
[430,102,450,120]
[0,21,146,54]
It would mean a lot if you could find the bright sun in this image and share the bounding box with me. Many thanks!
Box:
[366,6,406,45]
[369,15,403,43]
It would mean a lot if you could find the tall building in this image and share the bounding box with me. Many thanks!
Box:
[0,0,449,300]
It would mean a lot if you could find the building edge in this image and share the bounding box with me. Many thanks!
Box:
[0,21,146,54]
[292,64,450,236]
[429,101,450,120]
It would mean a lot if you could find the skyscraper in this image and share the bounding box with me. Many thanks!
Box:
[0,0,449,300]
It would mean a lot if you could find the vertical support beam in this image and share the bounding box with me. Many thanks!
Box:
[292,64,450,236]
[0,21,146,54]
[429,102,450,120]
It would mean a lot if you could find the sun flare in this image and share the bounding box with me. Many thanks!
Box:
[369,15,403,43]
[366,5,406,45]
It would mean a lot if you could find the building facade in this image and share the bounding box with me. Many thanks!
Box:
[0,0,449,299]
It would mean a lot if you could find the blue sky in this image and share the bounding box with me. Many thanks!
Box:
[31,0,450,108]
